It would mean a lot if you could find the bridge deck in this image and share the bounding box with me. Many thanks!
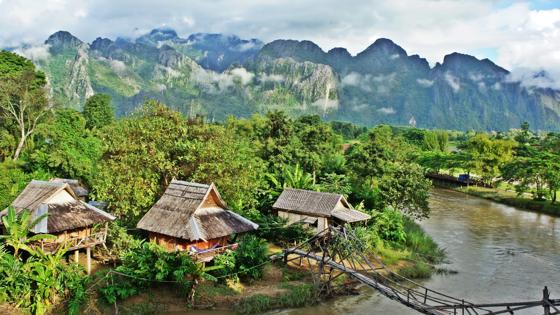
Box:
[283,226,560,315]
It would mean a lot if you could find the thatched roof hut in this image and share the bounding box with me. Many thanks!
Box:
[273,189,370,229]
[0,180,115,234]
[50,178,89,200]
[137,180,258,243]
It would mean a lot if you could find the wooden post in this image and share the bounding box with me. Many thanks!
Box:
[543,286,551,315]
[86,247,92,275]
[74,249,79,263]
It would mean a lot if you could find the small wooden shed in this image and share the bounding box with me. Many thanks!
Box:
[136,180,258,262]
[0,180,115,273]
[272,188,371,233]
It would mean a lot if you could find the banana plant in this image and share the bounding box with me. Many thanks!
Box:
[0,206,56,258]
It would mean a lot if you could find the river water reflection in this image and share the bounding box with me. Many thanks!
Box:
[273,188,560,315]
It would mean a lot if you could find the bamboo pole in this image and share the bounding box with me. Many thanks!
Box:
[86,247,91,275]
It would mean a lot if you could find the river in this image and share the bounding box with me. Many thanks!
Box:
[272,188,560,315]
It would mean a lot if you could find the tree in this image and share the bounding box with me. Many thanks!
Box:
[378,163,431,219]
[459,134,515,185]
[346,126,431,218]
[30,109,102,181]
[83,94,114,129]
[502,149,560,202]
[0,69,49,160]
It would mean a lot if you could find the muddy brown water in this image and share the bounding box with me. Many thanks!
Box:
[182,188,560,314]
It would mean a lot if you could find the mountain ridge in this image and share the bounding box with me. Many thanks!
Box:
[10,28,560,131]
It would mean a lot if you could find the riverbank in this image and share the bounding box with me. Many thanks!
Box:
[448,185,560,217]
[96,224,444,315]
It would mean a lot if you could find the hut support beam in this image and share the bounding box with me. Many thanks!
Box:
[74,249,79,263]
[86,246,91,275]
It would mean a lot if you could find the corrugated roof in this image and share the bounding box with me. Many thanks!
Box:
[1,180,115,233]
[136,179,258,241]
[272,188,370,223]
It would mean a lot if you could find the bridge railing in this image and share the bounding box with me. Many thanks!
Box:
[283,225,559,315]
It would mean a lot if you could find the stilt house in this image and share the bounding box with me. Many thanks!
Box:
[136,180,258,262]
[272,188,370,232]
[0,180,115,273]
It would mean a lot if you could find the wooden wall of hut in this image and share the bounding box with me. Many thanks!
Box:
[148,232,229,252]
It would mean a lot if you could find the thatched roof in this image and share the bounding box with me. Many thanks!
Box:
[136,180,258,241]
[272,188,370,223]
[0,180,115,234]
[50,178,89,198]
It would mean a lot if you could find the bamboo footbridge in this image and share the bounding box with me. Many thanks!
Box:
[282,226,560,315]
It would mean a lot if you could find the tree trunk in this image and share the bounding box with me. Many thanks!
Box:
[12,132,26,160]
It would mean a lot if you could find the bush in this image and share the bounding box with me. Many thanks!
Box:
[0,208,89,315]
[371,209,407,243]
[99,242,214,304]
[252,214,313,246]
[234,235,269,280]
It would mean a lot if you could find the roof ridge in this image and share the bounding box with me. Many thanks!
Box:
[170,179,210,188]
[284,187,343,197]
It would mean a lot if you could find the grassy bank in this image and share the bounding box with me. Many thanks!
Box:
[451,185,560,216]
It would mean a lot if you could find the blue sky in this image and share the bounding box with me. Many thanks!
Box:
[2,0,560,85]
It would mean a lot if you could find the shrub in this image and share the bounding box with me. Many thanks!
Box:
[234,235,269,280]
[100,242,215,305]
[371,209,407,243]
[251,214,313,246]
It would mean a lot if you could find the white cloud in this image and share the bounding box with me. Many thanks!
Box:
[260,73,284,82]
[506,68,559,89]
[416,78,434,87]
[230,67,254,85]
[2,1,560,84]
[444,72,460,92]
[341,72,361,86]
[377,107,396,114]
[109,59,127,74]
[14,44,51,61]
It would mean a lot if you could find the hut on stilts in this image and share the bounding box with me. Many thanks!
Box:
[272,188,371,233]
[136,179,258,262]
[0,180,115,274]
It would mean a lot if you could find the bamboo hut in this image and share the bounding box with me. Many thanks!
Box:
[272,188,370,233]
[0,180,115,274]
[136,180,258,262]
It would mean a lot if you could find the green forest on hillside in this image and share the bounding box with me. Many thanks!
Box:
[2,50,560,314]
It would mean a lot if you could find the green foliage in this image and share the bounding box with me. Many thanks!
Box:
[0,207,55,257]
[459,133,516,185]
[92,100,263,223]
[83,93,115,129]
[378,163,431,219]
[0,207,89,315]
[234,284,317,315]
[30,109,102,180]
[0,160,49,209]
[234,294,272,315]
[100,242,214,304]
[233,235,269,280]
[370,209,407,243]
[251,214,313,246]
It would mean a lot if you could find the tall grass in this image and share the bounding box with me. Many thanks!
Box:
[402,218,445,264]
[234,284,318,315]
